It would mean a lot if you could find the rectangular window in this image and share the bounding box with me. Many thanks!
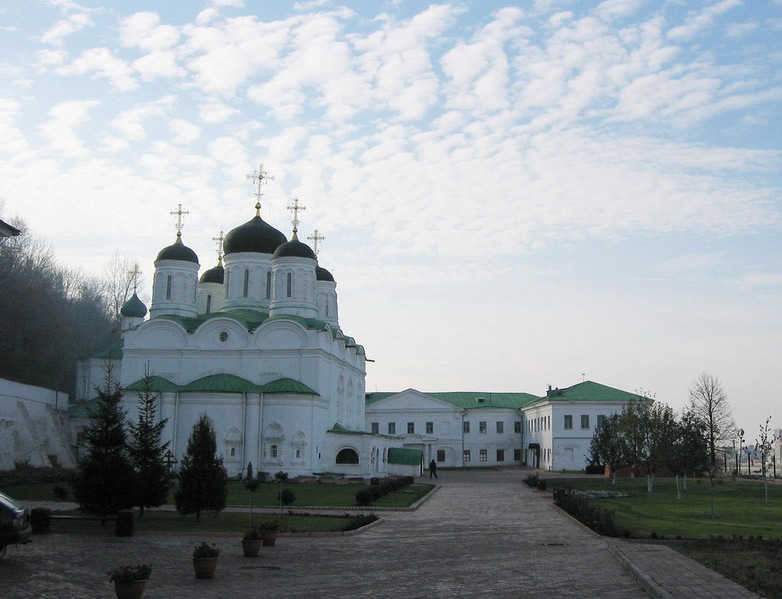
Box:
[597,415,607,427]
[437,449,445,462]
[463,449,471,463]
[581,415,590,429]
[513,449,522,461]
[243,269,249,297]
[479,421,487,433]
[496,421,504,434]
[407,422,415,434]
[388,422,396,434]
[514,421,521,433]
[564,415,573,429]
[206,294,212,313]
[266,271,272,299]
[463,421,470,434]
[371,422,379,434]
[166,275,172,300]
[496,449,505,462]
[479,449,488,462]
[426,421,433,434]
[286,272,292,297]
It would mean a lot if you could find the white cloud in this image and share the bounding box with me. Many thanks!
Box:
[725,21,758,38]
[36,49,68,66]
[110,96,176,141]
[0,98,29,156]
[170,119,201,144]
[667,0,742,41]
[57,47,138,91]
[120,12,180,51]
[198,98,239,123]
[41,12,93,46]
[132,50,187,81]
[36,100,99,157]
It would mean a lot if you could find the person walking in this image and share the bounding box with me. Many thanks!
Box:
[429,459,438,479]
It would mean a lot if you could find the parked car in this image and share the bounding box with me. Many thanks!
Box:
[0,492,32,558]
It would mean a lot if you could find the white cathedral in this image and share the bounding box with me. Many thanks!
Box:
[70,168,644,478]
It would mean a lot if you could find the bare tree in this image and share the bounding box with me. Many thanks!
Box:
[756,417,776,504]
[103,251,140,329]
[688,372,735,472]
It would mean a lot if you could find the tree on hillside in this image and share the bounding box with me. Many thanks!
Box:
[588,414,627,485]
[127,371,171,517]
[689,373,735,473]
[104,251,141,330]
[71,367,137,523]
[175,415,228,522]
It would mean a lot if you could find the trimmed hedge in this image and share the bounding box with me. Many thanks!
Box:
[355,476,414,506]
[553,487,617,537]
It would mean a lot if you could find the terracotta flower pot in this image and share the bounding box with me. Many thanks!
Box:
[113,579,147,599]
[261,530,278,546]
[193,557,218,579]
[242,538,261,557]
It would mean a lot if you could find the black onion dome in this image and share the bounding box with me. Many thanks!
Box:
[273,233,316,260]
[316,266,334,282]
[223,215,287,255]
[199,263,224,284]
[120,293,147,318]
[156,234,199,263]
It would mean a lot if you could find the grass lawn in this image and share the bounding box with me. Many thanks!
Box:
[50,510,362,534]
[2,480,434,509]
[550,476,782,539]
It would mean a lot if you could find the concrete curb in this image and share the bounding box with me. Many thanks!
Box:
[607,542,675,599]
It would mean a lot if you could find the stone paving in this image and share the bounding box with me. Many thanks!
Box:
[0,469,759,599]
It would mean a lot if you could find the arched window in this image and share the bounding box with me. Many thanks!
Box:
[243,269,249,297]
[266,271,272,299]
[166,275,172,299]
[206,295,212,313]
[230,447,235,457]
[225,269,230,294]
[286,272,292,297]
[336,448,359,464]
[271,444,278,458]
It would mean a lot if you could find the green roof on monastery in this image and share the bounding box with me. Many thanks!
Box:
[124,375,179,392]
[89,340,124,360]
[328,423,366,436]
[122,374,318,395]
[387,447,423,465]
[365,391,538,409]
[525,380,644,407]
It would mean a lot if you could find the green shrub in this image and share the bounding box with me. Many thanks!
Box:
[279,488,296,505]
[355,488,373,506]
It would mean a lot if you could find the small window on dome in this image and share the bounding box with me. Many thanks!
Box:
[243,269,249,298]
[206,295,212,313]
[266,271,272,299]
[286,272,292,297]
[166,275,172,300]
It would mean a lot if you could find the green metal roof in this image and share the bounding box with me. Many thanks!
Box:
[387,447,423,466]
[179,374,259,393]
[124,375,179,392]
[328,423,367,436]
[525,380,644,408]
[366,391,537,409]
[90,340,124,360]
[258,378,318,395]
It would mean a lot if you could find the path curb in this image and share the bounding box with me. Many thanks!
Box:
[607,543,675,599]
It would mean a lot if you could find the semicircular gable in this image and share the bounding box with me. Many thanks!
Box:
[129,319,188,349]
[194,317,250,350]
[255,319,308,350]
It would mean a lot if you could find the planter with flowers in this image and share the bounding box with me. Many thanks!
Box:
[259,519,280,547]
[192,542,220,578]
[108,564,152,599]
[242,526,262,557]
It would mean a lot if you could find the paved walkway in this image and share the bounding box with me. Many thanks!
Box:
[1,470,761,598]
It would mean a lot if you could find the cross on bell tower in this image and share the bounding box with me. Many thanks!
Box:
[211,230,225,265]
[307,229,325,256]
[170,203,189,238]
[287,198,306,234]
[247,163,273,216]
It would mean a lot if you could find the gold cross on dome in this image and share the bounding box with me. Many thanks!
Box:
[128,263,142,293]
[170,203,189,236]
[287,198,306,233]
[247,163,274,215]
[212,230,225,264]
[307,229,325,256]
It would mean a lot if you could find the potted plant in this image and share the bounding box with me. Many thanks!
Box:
[192,541,220,578]
[259,519,280,546]
[242,526,262,557]
[108,564,152,599]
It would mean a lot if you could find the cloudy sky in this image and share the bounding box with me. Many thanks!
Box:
[1,0,781,435]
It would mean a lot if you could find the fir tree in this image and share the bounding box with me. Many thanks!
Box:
[127,371,171,517]
[72,367,137,524]
[174,414,228,521]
